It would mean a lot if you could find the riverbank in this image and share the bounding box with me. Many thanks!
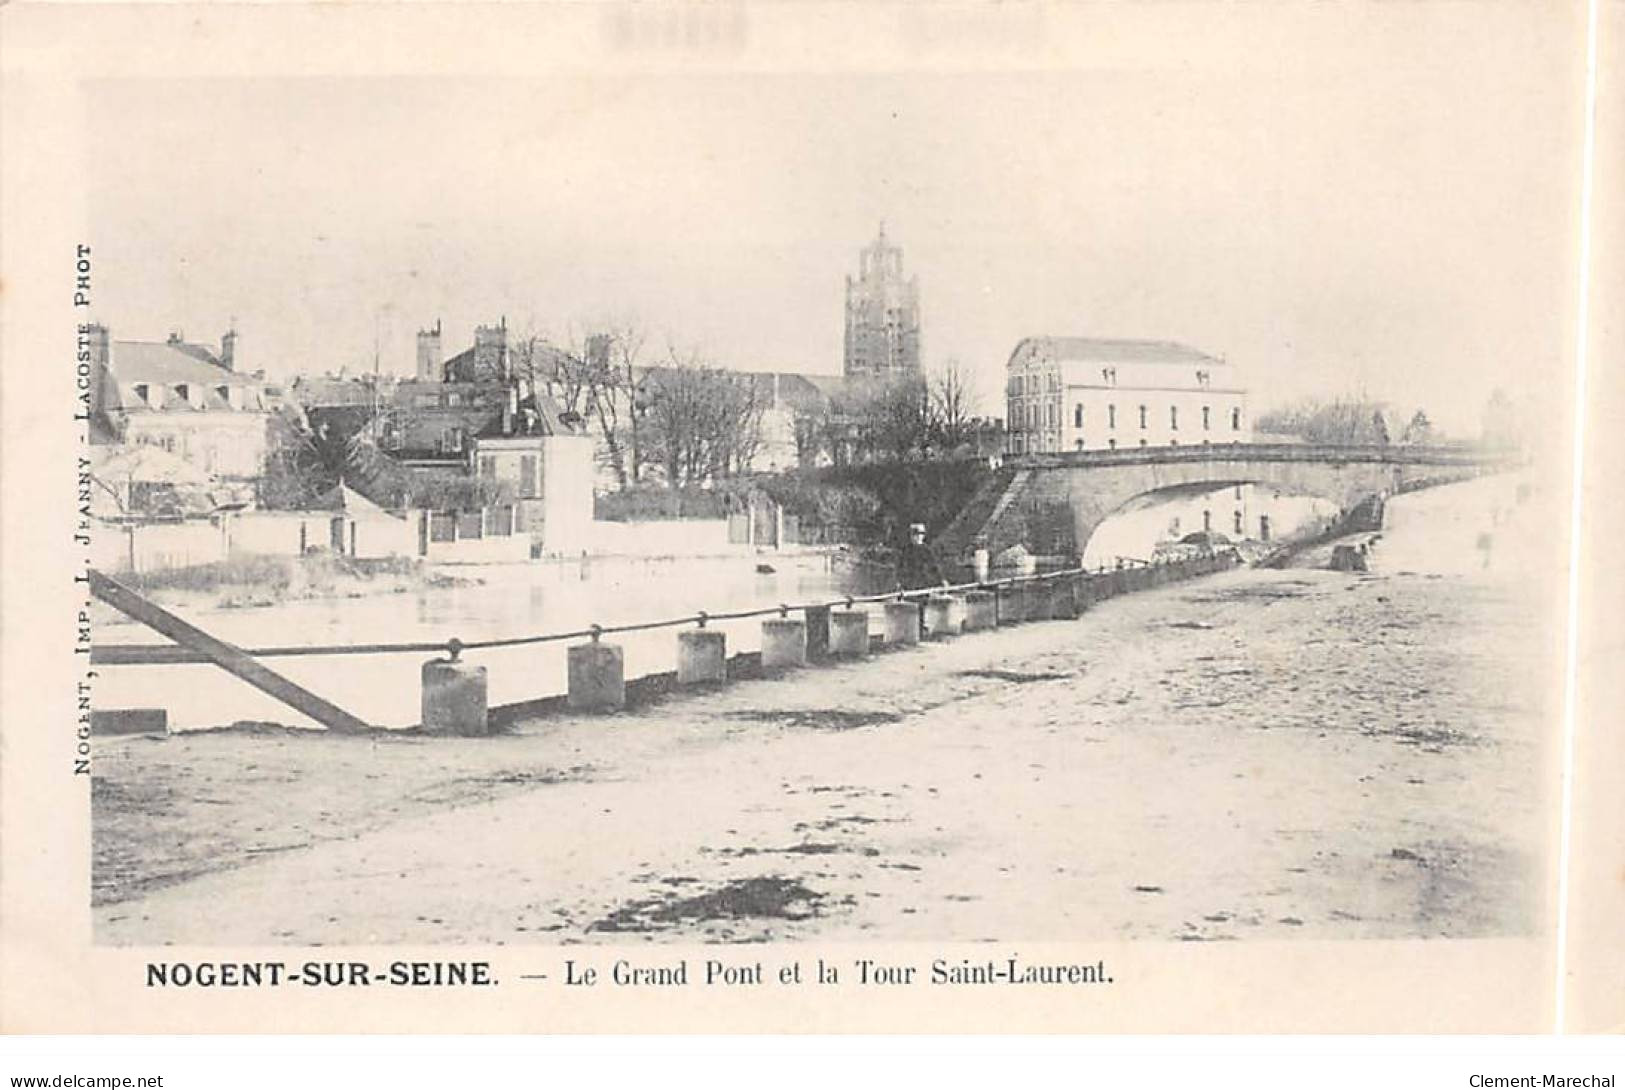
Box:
[99,553,483,616]
[93,476,1560,943]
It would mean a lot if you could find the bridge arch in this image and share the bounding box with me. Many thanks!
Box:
[944,444,1499,562]
[1077,479,1340,565]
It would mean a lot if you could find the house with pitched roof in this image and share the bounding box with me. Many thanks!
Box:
[88,324,274,484]
[379,319,595,554]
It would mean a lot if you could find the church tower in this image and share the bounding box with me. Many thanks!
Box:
[843,223,920,381]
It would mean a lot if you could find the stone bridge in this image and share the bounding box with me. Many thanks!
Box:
[939,442,1516,561]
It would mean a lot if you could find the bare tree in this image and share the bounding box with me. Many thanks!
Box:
[930,358,978,451]
[836,374,935,462]
[579,322,649,489]
[640,347,769,487]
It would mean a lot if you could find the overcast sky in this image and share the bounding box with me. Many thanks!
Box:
[85,4,1582,434]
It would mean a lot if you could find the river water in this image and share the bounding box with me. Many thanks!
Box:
[94,552,895,731]
[96,470,1553,734]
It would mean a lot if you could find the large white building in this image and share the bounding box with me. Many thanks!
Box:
[88,325,273,482]
[1005,337,1249,454]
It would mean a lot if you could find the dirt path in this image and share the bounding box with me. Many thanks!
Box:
[95,534,1558,945]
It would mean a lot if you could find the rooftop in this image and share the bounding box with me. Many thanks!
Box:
[1011,337,1225,368]
[111,340,260,386]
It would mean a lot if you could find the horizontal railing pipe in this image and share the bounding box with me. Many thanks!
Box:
[90,553,1239,668]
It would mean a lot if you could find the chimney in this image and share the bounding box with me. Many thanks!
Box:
[473,320,508,382]
[502,385,518,436]
[416,320,442,382]
[220,328,237,371]
[86,323,111,372]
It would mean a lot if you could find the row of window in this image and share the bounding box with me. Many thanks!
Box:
[1009,366,1217,394]
[129,382,247,409]
[410,391,500,410]
[1008,401,1244,432]
[1008,371,1062,395]
[478,453,541,499]
[1011,434,1249,453]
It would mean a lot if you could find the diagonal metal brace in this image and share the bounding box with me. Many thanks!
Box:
[87,569,372,734]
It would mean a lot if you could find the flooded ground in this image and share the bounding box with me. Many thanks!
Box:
[92,474,1563,945]
[92,550,893,730]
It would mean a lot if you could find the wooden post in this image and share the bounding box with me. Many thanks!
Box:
[87,569,371,734]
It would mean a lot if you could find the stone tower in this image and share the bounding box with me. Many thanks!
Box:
[843,223,920,381]
[415,320,443,381]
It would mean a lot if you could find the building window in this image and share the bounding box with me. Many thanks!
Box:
[1102,367,1117,386]
[1074,404,1083,429]
[174,383,189,405]
[1108,438,1117,449]
[1108,404,1117,429]
[1170,438,1179,446]
[520,454,539,499]
[1232,407,1242,431]
[1202,406,1211,430]
[1234,510,1244,535]
[1234,485,1244,500]
[1138,438,1147,447]
[1196,369,1211,388]
[1139,405,1148,429]
[479,456,496,479]
[1170,406,1179,430]
[1075,439,1085,451]
[1203,510,1212,532]
[133,383,149,404]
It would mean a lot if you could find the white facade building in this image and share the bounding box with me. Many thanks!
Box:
[1005,337,1249,454]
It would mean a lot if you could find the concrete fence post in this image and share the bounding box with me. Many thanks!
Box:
[962,590,997,631]
[677,628,727,685]
[568,640,626,711]
[996,584,1020,624]
[803,605,831,662]
[883,600,922,646]
[761,616,808,670]
[945,593,968,633]
[923,595,959,639]
[422,657,489,735]
[829,609,871,657]
[1050,576,1080,619]
[1077,575,1096,612]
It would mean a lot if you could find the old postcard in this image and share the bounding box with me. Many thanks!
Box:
[1,0,1620,1037]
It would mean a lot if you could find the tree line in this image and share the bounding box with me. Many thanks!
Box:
[262,321,1001,512]
[1254,395,1439,446]
[515,325,999,489]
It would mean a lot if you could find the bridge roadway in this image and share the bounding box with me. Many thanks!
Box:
[944,441,1516,559]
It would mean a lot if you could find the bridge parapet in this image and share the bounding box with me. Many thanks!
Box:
[1012,442,1516,472]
